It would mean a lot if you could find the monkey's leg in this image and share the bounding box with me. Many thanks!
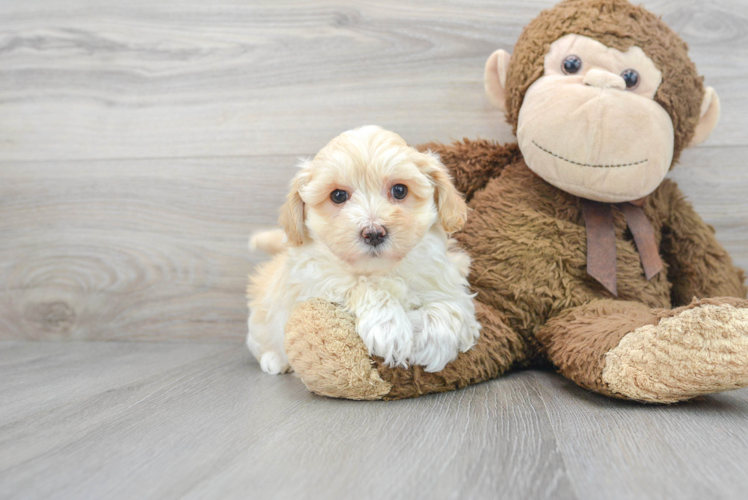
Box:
[284,299,531,400]
[537,298,748,403]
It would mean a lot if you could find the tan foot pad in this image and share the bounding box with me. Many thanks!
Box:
[602,304,748,403]
[284,299,392,400]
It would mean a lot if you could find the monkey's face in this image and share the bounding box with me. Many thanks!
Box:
[516,35,674,203]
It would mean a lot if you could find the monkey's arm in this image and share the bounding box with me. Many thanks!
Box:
[658,181,747,305]
[417,140,521,201]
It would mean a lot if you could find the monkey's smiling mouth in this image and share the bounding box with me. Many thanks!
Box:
[532,141,648,168]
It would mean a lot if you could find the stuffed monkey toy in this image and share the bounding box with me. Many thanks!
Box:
[281,0,748,403]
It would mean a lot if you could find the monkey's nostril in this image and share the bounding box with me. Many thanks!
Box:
[362,227,387,247]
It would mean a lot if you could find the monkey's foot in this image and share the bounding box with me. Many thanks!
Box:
[284,299,392,400]
[602,298,748,403]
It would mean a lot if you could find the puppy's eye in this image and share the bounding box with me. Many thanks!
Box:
[391,184,408,200]
[621,69,640,90]
[562,55,582,74]
[330,189,349,204]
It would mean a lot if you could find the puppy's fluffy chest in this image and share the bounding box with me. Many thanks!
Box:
[286,228,452,312]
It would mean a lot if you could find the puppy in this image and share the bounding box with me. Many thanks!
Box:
[247,125,480,374]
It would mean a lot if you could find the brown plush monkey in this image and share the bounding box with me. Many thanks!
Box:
[282,0,748,403]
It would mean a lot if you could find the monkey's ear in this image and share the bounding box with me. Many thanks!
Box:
[689,87,720,147]
[278,160,311,247]
[484,49,512,112]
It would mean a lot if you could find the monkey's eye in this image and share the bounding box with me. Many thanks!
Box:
[330,189,349,204]
[390,184,408,200]
[621,69,640,90]
[562,55,582,74]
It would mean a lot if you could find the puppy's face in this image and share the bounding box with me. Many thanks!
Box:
[279,126,467,272]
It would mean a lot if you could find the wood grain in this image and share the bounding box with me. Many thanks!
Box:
[0,342,573,500]
[0,156,299,341]
[3,341,748,500]
[0,341,230,424]
[532,370,748,500]
[0,0,746,161]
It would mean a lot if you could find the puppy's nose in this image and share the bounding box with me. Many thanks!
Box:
[362,226,387,247]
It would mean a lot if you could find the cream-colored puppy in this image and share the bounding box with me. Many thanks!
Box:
[247,126,480,374]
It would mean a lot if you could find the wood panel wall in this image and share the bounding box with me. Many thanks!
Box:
[1,0,746,341]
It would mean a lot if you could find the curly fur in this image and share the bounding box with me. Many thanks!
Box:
[247,126,480,374]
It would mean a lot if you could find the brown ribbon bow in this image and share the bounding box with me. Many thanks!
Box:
[581,198,663,296]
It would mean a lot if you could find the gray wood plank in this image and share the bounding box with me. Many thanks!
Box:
[1,147,745,342]
[0,341,575,500]
[532,369,748,500]
[0,156,298,341]
[0,0,746,162]
[4,342,748,500]
[185,371,575,500]
[0,341,231,423]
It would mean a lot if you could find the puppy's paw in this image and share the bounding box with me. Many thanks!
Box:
[410,326,459,373]
[260,351,292,375]
[409,306,480,373]
[357,306,413,368]
[459,314,482,352]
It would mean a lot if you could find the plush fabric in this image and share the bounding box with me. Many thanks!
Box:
[603,299,748,402]
[516,34,674,203]
[283,0,748,403]
[505,0,704,164]
[286,144,747,403]
[284,298,392,400]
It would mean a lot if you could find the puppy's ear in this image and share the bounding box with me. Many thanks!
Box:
[417,151,468,233]
[278,159,311,246]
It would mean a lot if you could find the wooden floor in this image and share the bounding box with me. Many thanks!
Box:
[2,1,748,499]
[2,341,748,500]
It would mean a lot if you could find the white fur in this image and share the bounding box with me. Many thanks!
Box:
[247,126,480,374]
[248,228,479,373]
